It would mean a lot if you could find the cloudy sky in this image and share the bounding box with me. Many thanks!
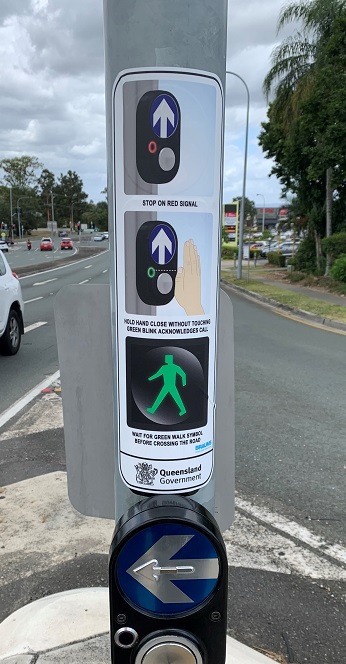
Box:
[0,0,294,208]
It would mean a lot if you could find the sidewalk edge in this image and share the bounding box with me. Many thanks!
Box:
[221,280,346,332]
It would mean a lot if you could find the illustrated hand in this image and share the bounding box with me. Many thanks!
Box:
[175,239,204,315]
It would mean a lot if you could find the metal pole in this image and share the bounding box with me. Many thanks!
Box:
[256,193,265,233]
[50,191,55,234]
[17,198,21,239]
[226,72,250,280]
[9,187,13,240]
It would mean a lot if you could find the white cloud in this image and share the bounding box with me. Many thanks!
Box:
[0,0,291,205]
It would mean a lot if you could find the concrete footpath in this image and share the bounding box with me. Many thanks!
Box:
[0,588,275,663]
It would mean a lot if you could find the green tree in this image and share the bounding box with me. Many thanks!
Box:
[262,0,346,274]
[53,170,88,228]
[0,155,43,190]
[37,169,56,224]
[232,196,257,226]
[81,201,108,231]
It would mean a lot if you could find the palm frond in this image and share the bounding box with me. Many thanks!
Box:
[278,0,311,34]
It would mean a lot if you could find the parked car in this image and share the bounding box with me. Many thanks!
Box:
[60,238,73,250]
[250,241,267,252]
[93,234,105,242]
[0,250,24,355]
[261,240,300,258]
[40,237,54,251]
[103,232,109,240]
[0,239,9,253]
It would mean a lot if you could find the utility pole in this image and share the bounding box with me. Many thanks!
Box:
[103,2,231,663]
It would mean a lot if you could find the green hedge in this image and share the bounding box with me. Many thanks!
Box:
[221,246,260,259]
[330,255,346,283]
[321,232,346,260]
[267,251,286,267]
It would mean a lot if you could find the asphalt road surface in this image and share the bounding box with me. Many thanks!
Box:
[0,248,110,412]
[0,256,345,663]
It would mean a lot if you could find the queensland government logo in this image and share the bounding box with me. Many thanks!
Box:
[135,462,158,486]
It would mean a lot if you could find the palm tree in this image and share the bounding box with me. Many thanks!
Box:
[263,0,346,274]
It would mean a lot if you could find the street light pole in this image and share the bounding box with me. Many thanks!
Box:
[9,187,13,241]
[256,193,265,233]
[226,71,250,280]
[17,196,33,239]
[50,191,55,235]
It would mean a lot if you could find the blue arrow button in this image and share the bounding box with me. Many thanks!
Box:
[116,522,220,616]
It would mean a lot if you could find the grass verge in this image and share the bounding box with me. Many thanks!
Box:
[221,272,346,323]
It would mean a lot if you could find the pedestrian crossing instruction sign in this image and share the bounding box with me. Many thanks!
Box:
[112,68,224,493]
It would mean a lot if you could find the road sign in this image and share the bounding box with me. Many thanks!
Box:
[117,522,219,615]
[150,223,176,264]
[150,93,179,138]
[113,70,223,495]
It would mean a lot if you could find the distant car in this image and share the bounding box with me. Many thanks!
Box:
[93,234,104,242]
[60,238,73,250]
[261,240,300,258]
[103,232,109,240]
[0,250,24,355]
[58,231,68,238]
[40,237,54,251]
[250,242,267,252]
[0,239,9,253]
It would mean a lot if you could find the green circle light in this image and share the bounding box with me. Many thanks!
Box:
[147,267,155,278]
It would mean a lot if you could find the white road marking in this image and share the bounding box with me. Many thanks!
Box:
[24,296,43,304]
[236,496,346,567]
[33,278,57,286]
[24,321,47,333]
[84,265,92,269]
[0,370,60,430]
[0,397,63,441]
[19,249,108,280]
[102,269,108,273]
[79,279,89,284]
[0,469,345,587]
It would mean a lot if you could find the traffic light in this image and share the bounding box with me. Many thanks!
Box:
[1,223,4,231]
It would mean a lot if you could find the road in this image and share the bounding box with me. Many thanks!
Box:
[0,249,109,412]
[0,256,345,663]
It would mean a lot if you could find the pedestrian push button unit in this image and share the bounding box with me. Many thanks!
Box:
[136,91,180,184]
[136,221,177,306]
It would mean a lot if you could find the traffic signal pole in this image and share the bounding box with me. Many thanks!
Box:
[103,1,230,663]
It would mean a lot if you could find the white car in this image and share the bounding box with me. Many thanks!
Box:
[0,250,24,355]
[0,239,9,253]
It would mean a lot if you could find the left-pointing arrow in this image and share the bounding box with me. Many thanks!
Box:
[126,535,219,604]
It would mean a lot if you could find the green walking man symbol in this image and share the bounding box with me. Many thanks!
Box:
[147,354,187,416]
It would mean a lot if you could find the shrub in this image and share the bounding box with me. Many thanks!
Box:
[267,251,286,267]
[321,232,346,260]
[288,272,305,283]
[221,246,238,259]
[290,238,317,272]
[330,255,346,283]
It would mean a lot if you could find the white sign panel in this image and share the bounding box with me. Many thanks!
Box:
[112,68,223,494]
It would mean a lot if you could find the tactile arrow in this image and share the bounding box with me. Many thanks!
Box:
[151,228,173,264]
[153,98,175,139]
[127,535,219,604]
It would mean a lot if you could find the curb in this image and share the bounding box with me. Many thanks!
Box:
[0,589,276,664]
[221,279,346,332]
